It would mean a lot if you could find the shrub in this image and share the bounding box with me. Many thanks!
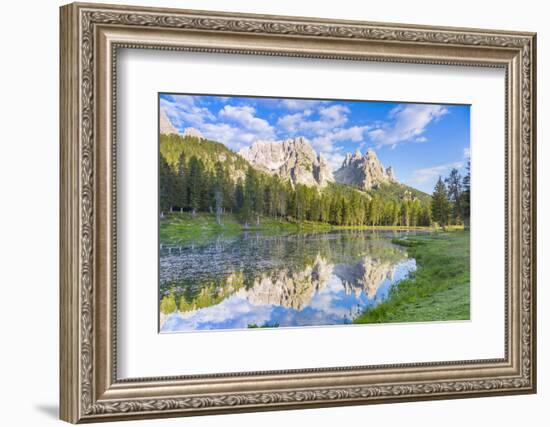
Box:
[160,294,177,314]
[179,295,193,312]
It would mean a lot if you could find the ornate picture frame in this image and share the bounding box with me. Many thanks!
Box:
[60,2,536,423]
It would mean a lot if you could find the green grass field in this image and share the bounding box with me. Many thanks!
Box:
[160,212,441,246]
[159,212,300,245]
[353,231,470,324]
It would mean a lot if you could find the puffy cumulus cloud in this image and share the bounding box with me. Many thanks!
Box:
[311,125,370,153]
[208,105,276,150]
[310,125,371,170]
[368,104,448,147]
[275,112,303,134]
[277,104,350,136]
[275,110,312,134]
[318,104,349,123]
[219,105,274,135]
[279,99,326,110]
[161,295,275,332]
[411,161,464,185]
[277,105,370,169]
[160,95,215,130]
[323,152,346,171]
[162,97,454,167]
[161,100,278,152]
[201,123,271,152]
[162,96,372,158]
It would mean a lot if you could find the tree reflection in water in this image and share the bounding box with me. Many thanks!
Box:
[160,230,421,332]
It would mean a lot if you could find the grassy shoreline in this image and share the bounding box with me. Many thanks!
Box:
[160,212,451,246]
[353,231,470,324]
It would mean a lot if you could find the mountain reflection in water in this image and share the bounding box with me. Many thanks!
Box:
[160,230,419,332]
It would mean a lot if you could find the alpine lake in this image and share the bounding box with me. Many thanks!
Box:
[159,228,429,332]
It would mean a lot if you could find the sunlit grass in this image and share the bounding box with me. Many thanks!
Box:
[354,231,470,324]
[160,212,443,247]
[159,294,177,314]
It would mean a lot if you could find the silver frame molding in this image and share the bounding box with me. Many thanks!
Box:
[60,2,537,423]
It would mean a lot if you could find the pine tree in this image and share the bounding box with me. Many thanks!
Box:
[445,168,464,224]
[330,196,343,225]
[234,179,244,212]
[253,175,264,225]
[187,156,203,215]
[461,160,471,228]
[200,170,215,213]
[431,176,450,227]
[369,196,383,226]
[400,201,410,227]
[213,161,225,225]
[243,167,258,225]
[176,152,187,210]
[420,204,432,226]
[159,156,175,214]
[410,199,421,227]
[294,185,307,222]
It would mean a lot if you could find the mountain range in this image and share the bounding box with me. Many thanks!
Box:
[334,149,396,191]
[238,137,404,193]
[160,113,427,200]
[238,137,334,188]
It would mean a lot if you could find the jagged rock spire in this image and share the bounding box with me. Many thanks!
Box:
[239,136,334,188]
[334,148,397,190]
[160,109,179,135]
[182,127,205,140]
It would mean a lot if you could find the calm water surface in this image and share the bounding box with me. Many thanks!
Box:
[160,230,425,332]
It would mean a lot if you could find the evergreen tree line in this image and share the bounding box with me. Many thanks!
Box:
[430,162,471,227]
[160,152,437,227]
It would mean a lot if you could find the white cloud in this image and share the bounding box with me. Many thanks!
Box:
[411,161,464,185]
[319,105,349,122]
[323,152,346,171]
[368,104,448,147]
[162,295,274,332]
[276,105,371,165]
[219,105,275,136]
[181,105,275,151]
[160,95,215,130]
[311,125,370,154]
[277,104,350,136]
[160,99,277,151]
[280,99,325,110]
[463,147,471,158]
[162,97,451,165]
[276,112,304,134]
[201,123,269,152]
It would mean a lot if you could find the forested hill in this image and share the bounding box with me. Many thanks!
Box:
[160,133,249,181]
[160,133,428,199]
[367,182,430,204]
[159,133,433,227]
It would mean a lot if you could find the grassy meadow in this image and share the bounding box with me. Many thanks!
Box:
[159,211,440,247]
[354,231,470,324]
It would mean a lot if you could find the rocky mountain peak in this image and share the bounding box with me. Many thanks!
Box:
[160,110,179,135]
[182,127,205,140]
[241,254,402,310]
[343,152,353,167]
[334,148,397,190]
[386,166,396,182]
[365,147,376,157]
[239,137,334,188]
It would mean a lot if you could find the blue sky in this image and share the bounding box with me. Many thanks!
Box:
[160,93,470,193]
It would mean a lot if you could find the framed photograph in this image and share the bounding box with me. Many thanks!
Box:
[60,2,537,423]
